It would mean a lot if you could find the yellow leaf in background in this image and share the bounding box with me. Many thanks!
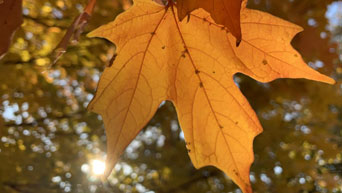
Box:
[88,0,334,192]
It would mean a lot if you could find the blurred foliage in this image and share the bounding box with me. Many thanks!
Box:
[0,0,341,193]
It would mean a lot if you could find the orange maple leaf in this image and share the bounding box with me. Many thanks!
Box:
[88,0,334,192]
[177,0,246,43]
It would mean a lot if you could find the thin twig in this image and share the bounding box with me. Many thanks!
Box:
[51,0,97,66]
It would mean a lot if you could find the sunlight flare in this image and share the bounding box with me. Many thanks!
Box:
[90,160,106,176]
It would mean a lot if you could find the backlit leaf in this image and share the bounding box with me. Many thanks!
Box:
[88,0,334,192]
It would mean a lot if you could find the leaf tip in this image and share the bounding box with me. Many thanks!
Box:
[87,30,98,38]
[87,26,105,38]
[308,74,336,85]
[310,71,336,85]
[103,157,116,179]
[324,77,336,85]
[236,39,241,47]
[243,184,253,193]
